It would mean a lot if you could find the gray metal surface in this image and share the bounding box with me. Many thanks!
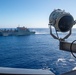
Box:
[61,70,76,75]
[0,67,55,75]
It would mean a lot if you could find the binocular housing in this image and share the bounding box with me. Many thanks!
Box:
[49,9,74,32]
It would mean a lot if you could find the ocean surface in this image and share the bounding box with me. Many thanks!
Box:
[0,28,76,75]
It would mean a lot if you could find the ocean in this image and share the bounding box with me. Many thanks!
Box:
[0,28,76,75]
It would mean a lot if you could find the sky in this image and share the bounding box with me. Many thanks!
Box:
[0,0,76,28]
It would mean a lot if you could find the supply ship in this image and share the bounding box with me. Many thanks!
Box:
[0,26,35,36]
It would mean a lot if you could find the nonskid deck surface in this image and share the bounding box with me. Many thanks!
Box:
[0,67,55,75]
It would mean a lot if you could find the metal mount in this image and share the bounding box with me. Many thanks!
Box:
[49,25,72,40]
[49,25,76,53]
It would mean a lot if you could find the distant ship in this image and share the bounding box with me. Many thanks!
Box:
[0,27,35,36]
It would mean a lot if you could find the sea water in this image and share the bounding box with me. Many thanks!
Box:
[0,28,76,75]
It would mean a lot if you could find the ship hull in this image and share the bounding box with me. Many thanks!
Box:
[0,31,35,36]
[0,27,35,36]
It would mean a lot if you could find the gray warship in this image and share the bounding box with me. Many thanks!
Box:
[0,27,35,36]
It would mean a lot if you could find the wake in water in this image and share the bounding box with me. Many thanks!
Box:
[57,58,66,63]
[35,31,49,34]
[30,28,50,35]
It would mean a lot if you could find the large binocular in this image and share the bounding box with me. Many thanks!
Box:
[49,9,75,32]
